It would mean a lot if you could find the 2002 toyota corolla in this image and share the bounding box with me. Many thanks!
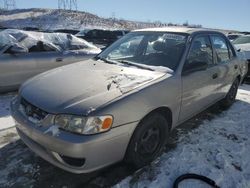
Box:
[11,27,248,173]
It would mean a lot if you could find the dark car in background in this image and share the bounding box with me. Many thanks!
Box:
[233,35,250,80]
[22,27,40,32]
[227,33,244,42]
[0,26,8,32]
[75,29,129,47]
[54,29,80,35]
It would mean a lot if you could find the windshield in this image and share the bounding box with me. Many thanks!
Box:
[233,35,250,44]
[97,32,187,72]
[42,33,98,50]
[0,32,19,51]
[0,29,98,53]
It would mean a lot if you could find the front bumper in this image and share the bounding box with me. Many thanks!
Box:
[11,98,138,174]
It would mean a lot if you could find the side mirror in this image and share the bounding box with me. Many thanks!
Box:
[183,61,208,75]
[8,44,28,54]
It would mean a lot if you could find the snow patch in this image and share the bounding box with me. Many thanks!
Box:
[0,94,15,131]
[107,73,153,93]
[44,125,60,137]
[114,85,250,188]
[0,130,39,187]
[87,107,96,114]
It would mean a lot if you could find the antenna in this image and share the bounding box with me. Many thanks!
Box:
[3,0,16,10]
[58,0,77,11]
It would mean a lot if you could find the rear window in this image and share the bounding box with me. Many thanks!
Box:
[211,35,230,63]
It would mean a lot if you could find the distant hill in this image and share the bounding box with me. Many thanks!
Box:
[0,8,240,34]
[0,8,171,31]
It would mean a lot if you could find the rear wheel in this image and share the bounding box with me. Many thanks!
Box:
[125,113,169,168]
[220,78,239,109]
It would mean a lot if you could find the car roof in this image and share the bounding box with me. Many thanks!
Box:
[133,27,224,35]
[228,33,243,36]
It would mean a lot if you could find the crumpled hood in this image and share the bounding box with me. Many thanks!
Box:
[20,59,168,115]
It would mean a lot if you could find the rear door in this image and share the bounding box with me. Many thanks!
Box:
[0,52,37,89]
[29,51,65,72]
[179,34,219,122]
[210,34,239,97]
[0,44,63,89]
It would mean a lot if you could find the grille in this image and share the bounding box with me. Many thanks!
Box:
[20,97,48,121]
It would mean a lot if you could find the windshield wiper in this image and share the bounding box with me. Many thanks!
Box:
[118,60,154,71]
[95,57,118,65]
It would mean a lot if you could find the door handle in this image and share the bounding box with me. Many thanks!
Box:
[56,58,63,62]
[234,65,238,69]
[212,73,218,79]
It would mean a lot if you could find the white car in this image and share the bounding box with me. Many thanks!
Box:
[233,35,250,79]
[0,29,101,93]
[233,35,250,60]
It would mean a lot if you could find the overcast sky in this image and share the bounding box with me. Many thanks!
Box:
[13,0,250,31]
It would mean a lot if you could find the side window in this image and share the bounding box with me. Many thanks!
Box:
[211,35,230,63]
[28,42,57,53]
[187,35,213,65]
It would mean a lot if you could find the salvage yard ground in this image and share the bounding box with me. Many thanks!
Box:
[1,85,250,188]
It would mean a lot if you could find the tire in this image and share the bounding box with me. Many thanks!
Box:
[220,78,239,109]
[125,113,169,169]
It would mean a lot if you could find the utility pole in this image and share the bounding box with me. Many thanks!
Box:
[3,0,16,10]
[58,0,77,11]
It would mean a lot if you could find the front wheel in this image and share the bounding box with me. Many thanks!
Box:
[220,78,239,109]
[125,113,169,169]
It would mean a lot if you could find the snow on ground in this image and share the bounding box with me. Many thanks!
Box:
[0,94,15,131]
[114,85,250,188]
[1,85,250,187]
[0,129,38,187]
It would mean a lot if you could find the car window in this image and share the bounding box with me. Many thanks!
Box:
[0,32,18,52]
[211,35,230,63]
[43,33,96,51]
[186,35,213,66]
[100,32,187,71]
[108,35,144,59]
[28,41,57,52]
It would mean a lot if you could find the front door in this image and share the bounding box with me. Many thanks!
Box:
[179,34,218,122]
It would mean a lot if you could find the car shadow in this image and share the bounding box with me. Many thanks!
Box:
[0,99,249,188]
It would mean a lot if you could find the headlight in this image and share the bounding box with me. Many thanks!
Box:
[54,115,113,135]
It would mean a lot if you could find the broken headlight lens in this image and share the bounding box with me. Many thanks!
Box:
[54,115,113,135]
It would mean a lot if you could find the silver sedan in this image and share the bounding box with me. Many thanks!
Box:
[0,29,101,93]
[11,27,248,173]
